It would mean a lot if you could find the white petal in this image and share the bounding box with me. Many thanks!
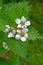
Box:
[22,28,28,33]
[3,45,5,48]
[20,37,26,42]
[3,45,8,50]
[3,30,6,33]
[15,34,21,40]
[5,28,9,32]
[25,21,31,26]
[2,42,6,45]
[15,18,21,24]
[0,7,2,10]
[12,30,16,34]
[8,32,14,38]
[17,29,21,34]
[17,24,22,28]
[5,25,10,29]
[24,33,28,38]
[21,16,26,22]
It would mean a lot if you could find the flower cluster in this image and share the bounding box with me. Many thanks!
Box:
[4,25,16,38]
[2,42,10,50]
[4,16,31,42]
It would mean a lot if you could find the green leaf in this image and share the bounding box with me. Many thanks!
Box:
[0,31,28,58]
[0,2,29,57]
[28,26,40,40]
[0,32,7,55]
[0,2,29,31]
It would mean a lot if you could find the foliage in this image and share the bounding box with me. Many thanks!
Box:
[0,2,29,31]
[0,0,43,65]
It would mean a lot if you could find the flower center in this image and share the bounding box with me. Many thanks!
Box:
[20,32,24,36]
[21,21,25,25]
[9,27,14,32]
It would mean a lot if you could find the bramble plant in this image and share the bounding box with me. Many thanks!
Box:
[3,16,31,42]
[0,0,42,65]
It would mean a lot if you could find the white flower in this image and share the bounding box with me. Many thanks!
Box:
[0,7,2,10]
[21,16,26,22]
[12,29,16,34]
[20,37,26,42]
[15,16,26,25]
[2,42,10,50]
[22,28,28,33]
[2,42,8,49]
[25,21,31,26]
[15,18,21,24]
[15,16,31,28]
[8,32,14,38]
[4,46,8,50]
[15,34,21,40]
[17,29,21,34]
